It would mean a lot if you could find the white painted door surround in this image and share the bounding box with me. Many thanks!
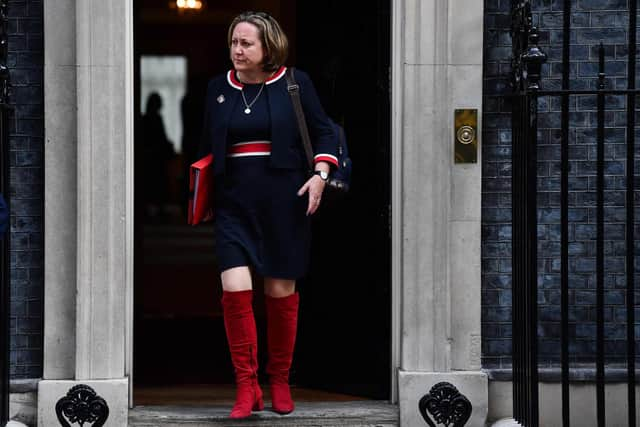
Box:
[40,1,486,426]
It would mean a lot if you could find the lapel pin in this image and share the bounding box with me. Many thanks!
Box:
[217,94,225,104]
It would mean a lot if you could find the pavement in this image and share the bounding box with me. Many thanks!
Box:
[129,401,399,426]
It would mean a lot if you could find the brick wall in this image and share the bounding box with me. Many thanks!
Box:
[483,0,639,368]
[7,0,43,379]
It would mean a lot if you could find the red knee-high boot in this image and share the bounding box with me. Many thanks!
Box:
[222,290,264,419]
[265,292,299,414]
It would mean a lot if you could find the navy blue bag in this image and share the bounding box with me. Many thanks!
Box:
[326,119,352,194]
[285,68,352,197]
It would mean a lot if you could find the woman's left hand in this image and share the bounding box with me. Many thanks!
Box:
[297,175,326,216]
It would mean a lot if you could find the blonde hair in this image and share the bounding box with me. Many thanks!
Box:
[228,11,289,72]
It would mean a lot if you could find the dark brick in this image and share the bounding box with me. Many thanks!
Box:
[16,118,43,136]
[539,273,560,289]
[572,12,591,26]
[6,53,17,70]
[483,207,511,222]
[539,176,561,191]
[15,250,42,268]
[538,322,560,338]
[593,12,621,27]
[8,34,26,51]
[15,150,42,167]
[486,339,512,355]
[17,51,43,67]
[578,28,627,44]
[11,86,42,105]
[20,18,42,35]
[10,233,28,250]
[6,0,44,380]
[483,290,500,305]
[483,307,512,322]
[11,216,41,233]
[575,0,627,10]
[499,259,512,273]
[16,317,40,334]
[27,334,41,349]
[9,2,28,17]
[539,339,562,356]
[9,199,40,216]
[538,207,560,223]
[484,242,512,257]
[27,33,42,50]
[539,306,562,321]
[7,18,18,35]
[484,274,512,289]
[27,300,41,317]
[576,323,596,338]
[544,289,561,305]
[483,259,500,274]
[498,290,512,306]
[27,1,42,18]
[10,335,27,350]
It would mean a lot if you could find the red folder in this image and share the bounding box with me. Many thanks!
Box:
[188,154,214,225]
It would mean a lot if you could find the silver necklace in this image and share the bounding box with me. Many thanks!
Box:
[241,83,265,114]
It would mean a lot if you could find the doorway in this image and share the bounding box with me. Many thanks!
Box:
[133,0,391,403]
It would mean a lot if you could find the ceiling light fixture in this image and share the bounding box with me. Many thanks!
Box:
[175,0,203,10]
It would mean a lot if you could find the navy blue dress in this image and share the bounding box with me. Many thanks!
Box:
[214,82,310,279]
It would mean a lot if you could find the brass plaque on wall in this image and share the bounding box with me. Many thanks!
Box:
[454,109,478,163]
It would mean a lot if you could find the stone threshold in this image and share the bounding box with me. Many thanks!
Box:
[129,401,398,426]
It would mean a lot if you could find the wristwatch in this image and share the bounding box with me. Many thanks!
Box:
[314,170,329,181]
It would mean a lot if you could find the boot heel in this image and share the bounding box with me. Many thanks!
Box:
[253,397,264,411]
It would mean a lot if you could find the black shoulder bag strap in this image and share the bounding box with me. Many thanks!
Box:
[285,67,315,174]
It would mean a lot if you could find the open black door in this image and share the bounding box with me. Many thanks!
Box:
[133,0,391,402]
[293,0,392,400]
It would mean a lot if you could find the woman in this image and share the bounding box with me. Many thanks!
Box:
[199,11,338,419]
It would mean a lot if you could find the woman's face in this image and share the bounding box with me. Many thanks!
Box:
[230,22,265,74]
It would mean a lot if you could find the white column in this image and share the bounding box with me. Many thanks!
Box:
[39,0,133,425]
[42,0,78,381]
[74,0,129,382]
[393,0,487,425]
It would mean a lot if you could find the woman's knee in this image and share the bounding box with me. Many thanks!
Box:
[221,266,253,292]
[264,278,296,298]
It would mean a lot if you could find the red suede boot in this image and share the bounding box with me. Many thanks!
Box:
[221,290,264,419]
[265,292,299,414]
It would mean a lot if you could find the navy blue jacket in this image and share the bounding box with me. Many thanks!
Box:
[0,193,7,236]
[200,67,339,175]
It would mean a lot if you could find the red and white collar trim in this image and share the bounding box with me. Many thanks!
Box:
[227,66,287,90]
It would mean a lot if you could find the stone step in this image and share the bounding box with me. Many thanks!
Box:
[128,401,399,426]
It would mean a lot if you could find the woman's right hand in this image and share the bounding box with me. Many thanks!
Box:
[297,174,326,216]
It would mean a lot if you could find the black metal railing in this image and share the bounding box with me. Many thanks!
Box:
[0,0,9,424]
[508,0,639,426]
[510,3,543,425]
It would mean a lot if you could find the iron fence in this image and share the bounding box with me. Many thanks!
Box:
[508,0,639,425]
[0,0,9,424]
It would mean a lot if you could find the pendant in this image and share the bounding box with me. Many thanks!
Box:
[244,108,251,114]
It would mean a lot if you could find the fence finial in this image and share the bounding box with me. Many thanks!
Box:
[522,27,547,91]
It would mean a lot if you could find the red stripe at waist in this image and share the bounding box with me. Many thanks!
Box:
[226,141,272,157]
